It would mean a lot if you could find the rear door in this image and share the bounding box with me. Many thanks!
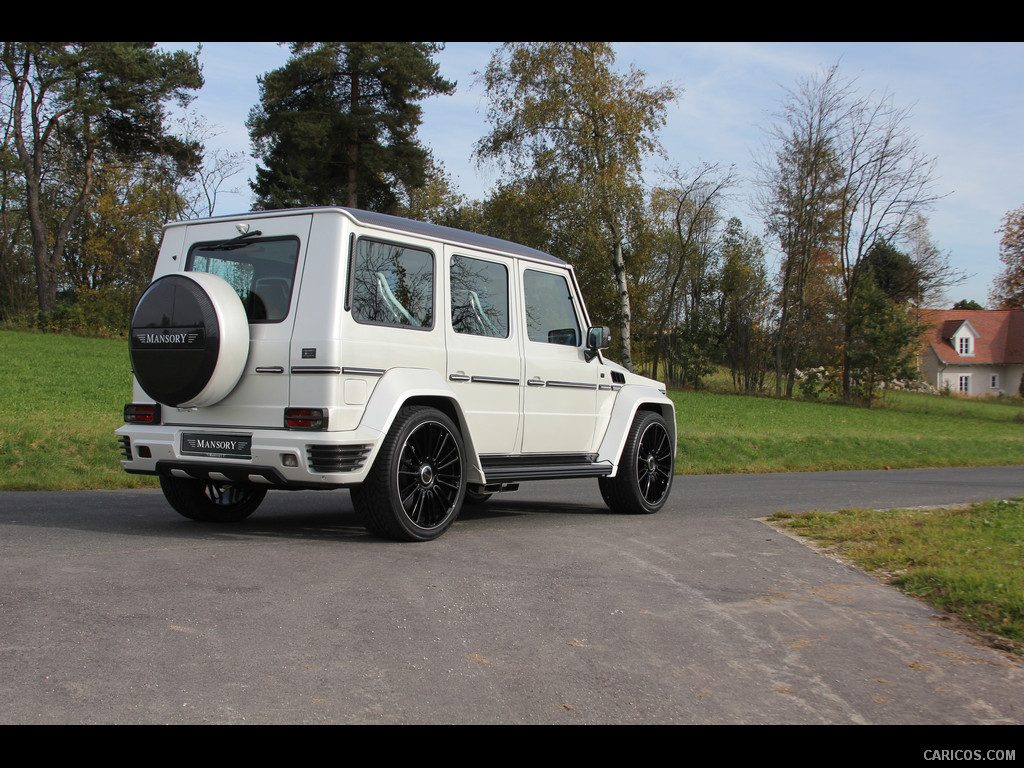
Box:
[443,246,522,455]
[166,213,313,428]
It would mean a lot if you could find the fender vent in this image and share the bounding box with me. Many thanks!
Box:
[118,435,132,460]
[307,444,371,473]
[611,371,626,384]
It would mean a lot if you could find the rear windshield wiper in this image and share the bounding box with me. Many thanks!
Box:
[204,229,264,251]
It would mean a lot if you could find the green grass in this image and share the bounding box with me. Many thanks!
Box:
[0,330,156,490]
[4,328,1024,490]
[670,388,1024,474]
[769,500,1024,654]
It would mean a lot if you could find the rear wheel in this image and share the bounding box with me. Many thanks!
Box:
[599,410,674,515]
[159,475,266,522]
[351,406,466,541]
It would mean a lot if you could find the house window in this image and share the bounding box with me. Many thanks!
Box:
[958,375,970,394]
[991,374,999,389]
[958,336,972,355]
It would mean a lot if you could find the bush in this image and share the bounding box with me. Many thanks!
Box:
[45,288,134,337]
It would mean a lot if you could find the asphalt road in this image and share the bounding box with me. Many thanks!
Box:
[1,467,1023,725]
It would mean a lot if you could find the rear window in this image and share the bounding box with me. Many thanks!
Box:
[186,237,300,323]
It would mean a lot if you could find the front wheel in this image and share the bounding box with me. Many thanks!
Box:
[599,410,674,515]
[351,406,466,541]
[159,476,267,522]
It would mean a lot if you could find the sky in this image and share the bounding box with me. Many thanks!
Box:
[163,42,1024,308]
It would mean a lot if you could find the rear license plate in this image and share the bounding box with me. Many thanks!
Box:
[181,433,252,459]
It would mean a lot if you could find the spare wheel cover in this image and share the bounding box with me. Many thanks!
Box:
[130,271,250,407]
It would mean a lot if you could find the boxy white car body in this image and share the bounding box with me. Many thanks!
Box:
[117,207,675,540]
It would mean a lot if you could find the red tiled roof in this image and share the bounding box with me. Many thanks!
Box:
[920,309,1024,364]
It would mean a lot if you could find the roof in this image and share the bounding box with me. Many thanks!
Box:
[171,206,568,267]
[920,308,1024,365]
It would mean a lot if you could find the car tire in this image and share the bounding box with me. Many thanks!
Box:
[130,272,249,407]
[351,406,466,541]
[599,410,674,515]
[159,475,267,522]
[464,487,491,505]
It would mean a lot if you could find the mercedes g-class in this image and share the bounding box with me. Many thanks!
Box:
[117,207,675,541]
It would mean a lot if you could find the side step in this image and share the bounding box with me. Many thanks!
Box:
[480,454,613,483]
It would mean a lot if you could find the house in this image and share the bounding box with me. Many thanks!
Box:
[918,309,1024,395]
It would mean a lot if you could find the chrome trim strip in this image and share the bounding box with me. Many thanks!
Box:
[470,376,520,386]
[292,366,342,374]
[255,366,284,374]
[341,367,386,377]
[545,380,597,390]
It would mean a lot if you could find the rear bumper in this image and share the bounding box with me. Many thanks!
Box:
[116,423,383,488]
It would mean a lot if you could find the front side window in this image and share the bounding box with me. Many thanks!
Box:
[523,269,581,346]
[188,237,299,323]
[351,239,434,329]
[450,255,509,338]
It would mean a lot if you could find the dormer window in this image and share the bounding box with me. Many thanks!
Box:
[958,336,972,355]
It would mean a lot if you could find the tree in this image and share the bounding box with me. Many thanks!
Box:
[174,112,246,219]
[247,42,454,213]
[395,154,470,227]
[761,64,941,401]
[0,109,32,321]
[475,42,679,371]
[55,156,186,334]
[1,42,203,315]
[646,163,734,385]
[832,77,941,401]
[902,214,965,308]
[990,204,1024,309]
[845,272,921,407]
[862,239,923,305]
[757,65,847,396]
[719,218,773,393]
[953,299,984,310]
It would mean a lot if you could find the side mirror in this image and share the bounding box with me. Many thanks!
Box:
[585,325,611,362]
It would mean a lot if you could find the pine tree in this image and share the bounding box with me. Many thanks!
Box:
[247,42,454,213]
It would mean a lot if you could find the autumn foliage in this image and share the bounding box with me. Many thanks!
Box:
[990,205,1024,309]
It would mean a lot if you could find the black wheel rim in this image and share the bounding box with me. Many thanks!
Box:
[635,421,672,505]
[396,421,462,529]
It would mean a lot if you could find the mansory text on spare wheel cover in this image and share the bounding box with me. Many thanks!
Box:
[130,271,250,408]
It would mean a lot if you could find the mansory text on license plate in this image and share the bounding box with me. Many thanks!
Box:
[181,433,252,459]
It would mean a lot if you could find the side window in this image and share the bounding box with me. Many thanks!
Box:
[523,269,581,346]
[450,255,509,338]
[351,238,434,329]
[187,237,299,323]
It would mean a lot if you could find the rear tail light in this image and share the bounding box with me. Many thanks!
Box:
[284,407,328,430]
[124,403,161,424]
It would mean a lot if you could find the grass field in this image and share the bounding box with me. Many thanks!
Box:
[670,387,1024,474]
[4,328,1024,490]
[0,330,154,490]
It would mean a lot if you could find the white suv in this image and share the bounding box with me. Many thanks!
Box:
[117,207,675,540]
